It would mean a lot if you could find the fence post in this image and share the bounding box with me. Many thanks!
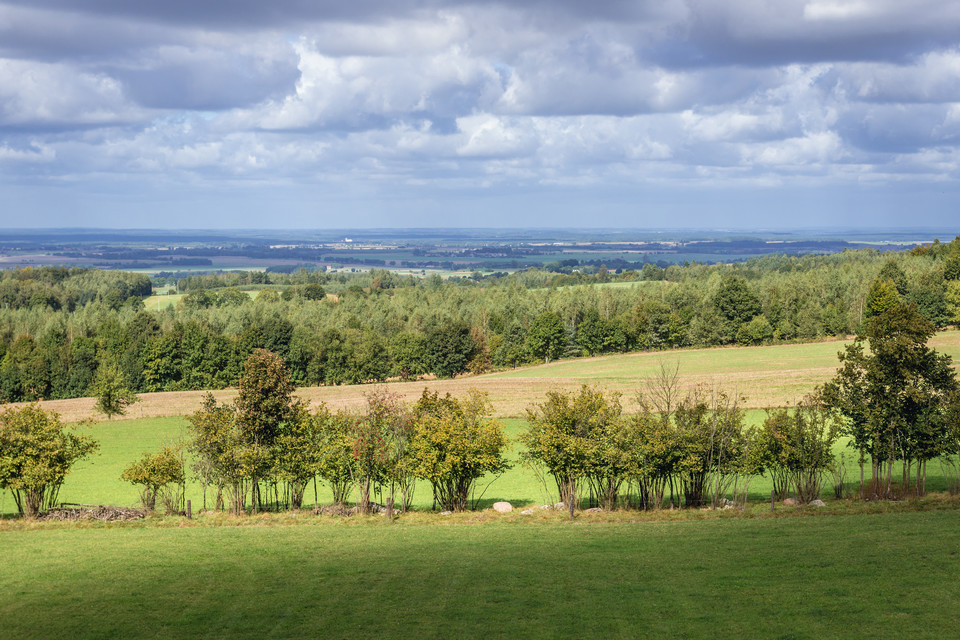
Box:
[186,499,192,520]
[770,489,775,513]
[386,497,393,521]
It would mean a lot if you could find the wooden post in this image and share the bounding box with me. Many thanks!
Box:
[386,497,393,520]
[568,482,575,519]
[770,489,775,513]
[186,499,192,520]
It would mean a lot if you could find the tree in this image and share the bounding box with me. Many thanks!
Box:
[274,405,327,510]
[425,319,475,379]
[714,275,762,342]
[235,349,299,447]
[527,311,565,363]
[759,394,839,503]
[822,302,958,497]
[865,279,901,318]
[91,359,138,419]
[0,404,98,516]
[234,349,301,511]
[188,394,244,513]
[348,388,413,513]
[409,389,509,511]
[317,411,356,505]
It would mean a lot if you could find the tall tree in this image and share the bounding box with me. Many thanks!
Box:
[822,303,957,496]
[234,349,301,511]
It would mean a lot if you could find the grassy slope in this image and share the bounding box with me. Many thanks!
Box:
[3,511,959,639]
[29,330,960,424]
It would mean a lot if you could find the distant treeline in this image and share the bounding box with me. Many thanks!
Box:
[0,238,958,402]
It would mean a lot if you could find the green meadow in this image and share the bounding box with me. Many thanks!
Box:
[3,511,959,639]
[5,412,956,517]
[5,337,960,640]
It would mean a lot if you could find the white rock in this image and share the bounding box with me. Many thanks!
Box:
[809,499,827,507]
[783,498,798,506]
[492,501,513,513]
[554,502,565,510]
[440,510,453,515]
[521,508,535,515]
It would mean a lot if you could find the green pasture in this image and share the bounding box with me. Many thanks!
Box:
[142,293,185,310]
[3,510,959,639]
[4,412,957,517]
[143,289,264,311]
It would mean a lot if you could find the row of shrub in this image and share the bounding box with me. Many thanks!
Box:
[4,299,959,517]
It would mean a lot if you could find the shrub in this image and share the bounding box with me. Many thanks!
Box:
[121,444,186,512]
[521,385,624,509]
[761,394,840,503]
[409,389,509,511]
[0,403,98,516]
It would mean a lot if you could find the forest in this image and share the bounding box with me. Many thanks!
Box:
[0,237,958,403]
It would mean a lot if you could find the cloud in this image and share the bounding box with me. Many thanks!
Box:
[0,58,146,129]
[1,0,959,227]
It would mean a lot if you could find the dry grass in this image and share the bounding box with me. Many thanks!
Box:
[27,329,960,422]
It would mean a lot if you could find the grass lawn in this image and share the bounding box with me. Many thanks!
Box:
[2,510,959,639]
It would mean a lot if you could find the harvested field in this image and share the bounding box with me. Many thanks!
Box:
[23,330,960,422]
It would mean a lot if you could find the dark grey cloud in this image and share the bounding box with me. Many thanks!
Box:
[0,0,677,29]
[110,50,300,111]
[669,1,960,67]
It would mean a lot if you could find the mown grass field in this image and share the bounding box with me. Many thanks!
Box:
[3,510,959,639]
[6,334,960,640]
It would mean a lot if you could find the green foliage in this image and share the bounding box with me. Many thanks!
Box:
[521,385,624,507]
[91,359,138,419]
[526,311,566,363]
[823,303,958,496]
[865,279,901,317]
[316,411,355,504]
[188,394,245,513]
[409,389,510,511]
[4,238,960,404]
[120,444,185,511]
[347,388,414,512]
[759,395,839,503]
[714,275,761,342]
[235,349,299,447]
[0,403,98,516]
[425,319,475,379]
[273,405,328,509]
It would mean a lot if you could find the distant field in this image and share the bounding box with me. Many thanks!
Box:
[142,292,185,310]
[3,511,960,639]
[143,289,264,310]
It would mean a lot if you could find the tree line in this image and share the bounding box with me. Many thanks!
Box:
[1,239,959,403]
[4,299,957,517]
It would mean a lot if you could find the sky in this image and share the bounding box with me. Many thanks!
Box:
[1,0,959,229]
